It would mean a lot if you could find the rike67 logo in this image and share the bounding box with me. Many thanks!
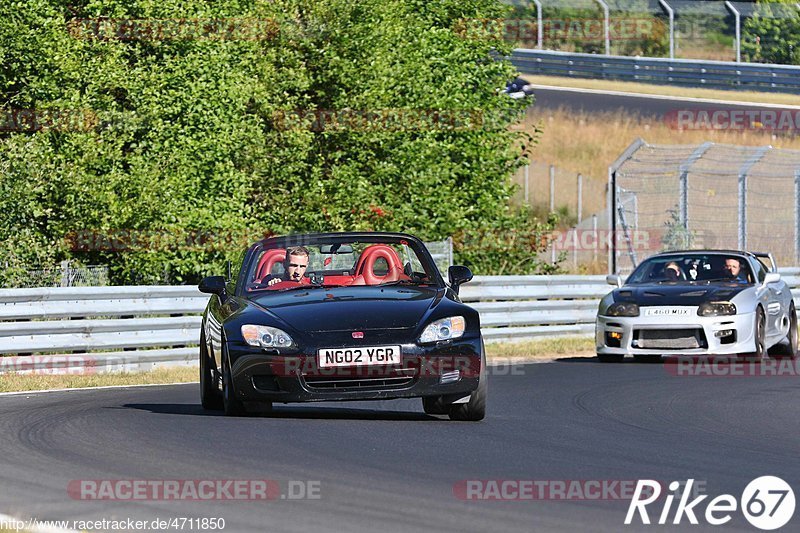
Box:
[626,477,795,530]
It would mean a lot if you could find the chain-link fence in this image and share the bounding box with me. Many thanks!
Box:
[12,262,109,288]
[610,139,800,274]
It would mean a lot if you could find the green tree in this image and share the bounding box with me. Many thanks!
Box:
[0,0,555,285]
[743,0,800,64]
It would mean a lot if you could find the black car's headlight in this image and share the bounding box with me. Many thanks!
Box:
[418,316,466,343]
[606,302,640,317]
[698,302,737,316]
[241,325,296,348]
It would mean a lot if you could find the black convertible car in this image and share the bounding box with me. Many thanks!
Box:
[198,232,486,420]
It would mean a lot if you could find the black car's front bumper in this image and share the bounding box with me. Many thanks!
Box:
[226,338,483,403]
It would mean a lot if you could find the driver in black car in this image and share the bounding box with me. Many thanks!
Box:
[264,246,310,286]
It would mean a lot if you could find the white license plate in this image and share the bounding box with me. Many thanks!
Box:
[318,345,402,368]
[643,307,691,317]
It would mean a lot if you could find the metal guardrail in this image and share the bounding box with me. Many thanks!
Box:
[4,270,800,371]
[511,49,800,93]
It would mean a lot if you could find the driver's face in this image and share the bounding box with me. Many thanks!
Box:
[723,259,741,277]
[285,254,308,281]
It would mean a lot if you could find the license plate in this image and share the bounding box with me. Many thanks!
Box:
[318,345,402,368]
[643,307,691,317]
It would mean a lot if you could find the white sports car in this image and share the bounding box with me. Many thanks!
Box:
[596,250,797,362]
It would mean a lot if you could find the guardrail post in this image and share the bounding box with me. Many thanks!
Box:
[592,214,598,263]
[658,0,675,59]
[724,1,741,63]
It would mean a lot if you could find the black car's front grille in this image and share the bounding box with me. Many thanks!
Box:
[302,375,415,391]
[634,328,707,350]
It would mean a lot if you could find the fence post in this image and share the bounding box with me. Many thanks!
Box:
[549,164,555,212]
[738,172,746,250]
[592,214,598,263]
[524,164,530,204]
[725,1,741,63]
[532,0,543,49]
[795,171,800,264]
[594,0,610,55]
[659,0,675,59]
[60,260,70,287]
[577,173,583,224]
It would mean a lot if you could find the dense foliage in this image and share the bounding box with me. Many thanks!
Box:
[743,0,800,64]
[0,0,558,285]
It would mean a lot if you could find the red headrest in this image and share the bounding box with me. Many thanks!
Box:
[255,249,286,280]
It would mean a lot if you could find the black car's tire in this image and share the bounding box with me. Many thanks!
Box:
[597,354,624,363]
[222,346,247,417]
[422,396,449,415]
[448,342,487,422]
[200,331,222,410]
[769,303,798,359]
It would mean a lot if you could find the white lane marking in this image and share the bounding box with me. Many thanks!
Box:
[0,381,195,397]
[526,83,800,110]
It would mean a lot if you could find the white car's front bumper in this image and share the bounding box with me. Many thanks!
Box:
[596,307,756,356]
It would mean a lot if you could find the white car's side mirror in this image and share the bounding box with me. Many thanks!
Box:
[606,274,622,288]
[764,272,781,285]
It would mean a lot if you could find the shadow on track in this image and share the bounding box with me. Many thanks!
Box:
[121,403,441,421]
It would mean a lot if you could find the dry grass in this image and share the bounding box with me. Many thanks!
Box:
[486,336,594,360]
[0,366,197,393]
[520,107,800,219]
[0,341,598,393]
[521,75,800,107]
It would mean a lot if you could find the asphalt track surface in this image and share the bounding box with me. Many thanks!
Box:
[1,360,799,532]
[529,86,799,120]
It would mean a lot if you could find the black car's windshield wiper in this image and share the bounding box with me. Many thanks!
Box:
[701,277,743,283]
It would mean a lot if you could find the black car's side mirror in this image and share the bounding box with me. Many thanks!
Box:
[448,265,473,294]
[199,276,227,296]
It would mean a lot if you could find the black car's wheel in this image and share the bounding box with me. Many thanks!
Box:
[769,303,798,359]
[422,396,449,415]
[597,354,624,363]
[200,331,222,410]
[448,342,487,422]
[222,346,247,417]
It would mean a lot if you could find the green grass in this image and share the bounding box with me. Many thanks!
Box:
[486,336,594,360]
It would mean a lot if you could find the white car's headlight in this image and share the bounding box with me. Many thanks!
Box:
[698,302,737,316]
[606,302,640,317]
[419,316,466,343]
[241,325,296,348]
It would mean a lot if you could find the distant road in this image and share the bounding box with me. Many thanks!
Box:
[528,84,800,120]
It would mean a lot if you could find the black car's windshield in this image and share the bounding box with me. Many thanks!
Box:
[626,254,754,285]
[245,237,440,293]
